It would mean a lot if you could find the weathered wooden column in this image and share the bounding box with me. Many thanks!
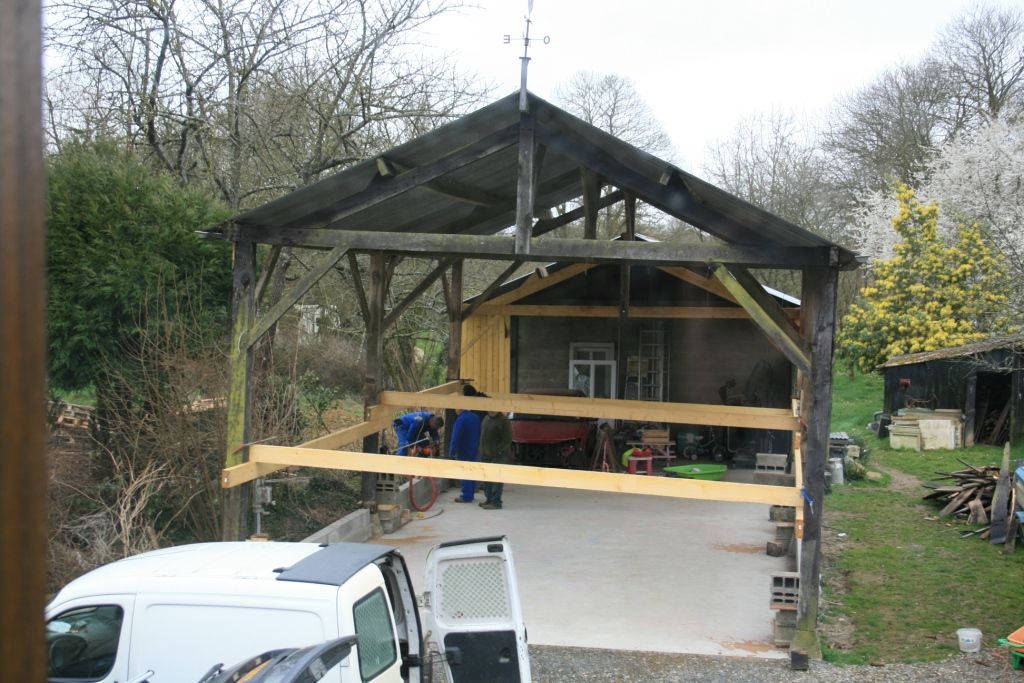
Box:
[443,260,464,454]
[514,112,536,254]
[360,253,387,506]
[791,263,839,670]
[0,0,47,674]
[222,241,257,540]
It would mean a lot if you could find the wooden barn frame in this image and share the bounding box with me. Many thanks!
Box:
[205,91,858,668]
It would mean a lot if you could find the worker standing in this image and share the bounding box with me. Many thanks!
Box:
[392,411,443,455]
[449,408,481,503]
[479,410,512,509]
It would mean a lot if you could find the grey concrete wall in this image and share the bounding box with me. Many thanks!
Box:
[303,508,373,544]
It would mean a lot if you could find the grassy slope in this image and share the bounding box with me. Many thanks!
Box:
[823,371,1023,664]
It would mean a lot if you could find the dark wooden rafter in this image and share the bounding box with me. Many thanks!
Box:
[347,252,371,324]
[462,260,525,319]
[623,191,636,240]
[532,119,763,247]
[226,227,836,269]
[581,168,602,239]
[712,263,810,375]
[514,113,536,254]
[534,189,624,235]
[254,245,282,303]
[245,246,348,348]
[383,257,456,330]
[790,265,839,670]
[375,156,503,207]
[259,125,518,233]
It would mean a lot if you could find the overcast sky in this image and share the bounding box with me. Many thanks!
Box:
[422,0,985,173]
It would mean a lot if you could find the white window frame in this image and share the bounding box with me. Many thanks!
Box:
[569,343,616,399]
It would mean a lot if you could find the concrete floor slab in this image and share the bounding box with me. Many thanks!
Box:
[370,472,793,659]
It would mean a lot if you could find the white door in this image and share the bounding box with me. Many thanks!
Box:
[422,536,530,683]
[45,597,134,683]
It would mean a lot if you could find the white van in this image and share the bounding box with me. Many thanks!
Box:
[44,536,530,683]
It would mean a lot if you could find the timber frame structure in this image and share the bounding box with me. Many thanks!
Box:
[204,91,857,669]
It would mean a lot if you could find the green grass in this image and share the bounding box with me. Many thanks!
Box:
[52,385,97,407]
[822,371,1024,664]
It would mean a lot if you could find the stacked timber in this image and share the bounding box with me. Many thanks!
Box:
[922,445,1024,552]
[889,408,963,451]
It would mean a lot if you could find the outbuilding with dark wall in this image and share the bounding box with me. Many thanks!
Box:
[880,332,1024,448]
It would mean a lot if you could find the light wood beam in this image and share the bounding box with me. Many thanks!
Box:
[486,263,596,306]
[658,265,738,304]
[378,389,798,431]
[224,447,803,509]
[462,261,524,319]
[713,264,811,375]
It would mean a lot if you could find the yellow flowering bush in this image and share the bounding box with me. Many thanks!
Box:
[838,185,1014,373]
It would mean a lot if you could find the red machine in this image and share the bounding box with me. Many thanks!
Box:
[510,389,596,469]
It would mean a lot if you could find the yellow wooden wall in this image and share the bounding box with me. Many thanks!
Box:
[460,314,511,393]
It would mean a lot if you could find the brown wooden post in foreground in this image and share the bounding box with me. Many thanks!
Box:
[791,264,839,669]
[0,0,47,677]
[222,241,257,540]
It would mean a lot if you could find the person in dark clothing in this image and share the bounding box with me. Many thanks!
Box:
[449,408,481,502]
[392,411,443,455]
[479,410,512,509]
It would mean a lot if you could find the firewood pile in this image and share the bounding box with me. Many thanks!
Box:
[922,445,1023,552]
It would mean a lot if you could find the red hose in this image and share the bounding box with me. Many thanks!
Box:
[408,475,438,512]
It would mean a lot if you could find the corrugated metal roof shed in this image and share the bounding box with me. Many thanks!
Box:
[212,91,857,268]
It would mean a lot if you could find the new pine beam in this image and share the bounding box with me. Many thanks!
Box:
[713,264,811,376]
[377,389,799,431]
[485,262,596,306]
[658,265,738,304]
[225,447,804,509]
[462,260,524,319]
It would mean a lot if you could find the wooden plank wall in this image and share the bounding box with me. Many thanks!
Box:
[460,314,511,393]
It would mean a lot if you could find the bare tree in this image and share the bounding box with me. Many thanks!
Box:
[937,4,1024,121]
[825,60,965,192]
[46,0,484,209]
[554,71,676,238]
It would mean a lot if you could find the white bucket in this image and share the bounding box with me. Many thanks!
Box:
[957,627,982,653]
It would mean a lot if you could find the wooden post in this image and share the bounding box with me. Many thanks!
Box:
[360,253,387,505]
[222,241,257,540]
[514,114,535,254]
[444,260,464,453]
[0,1,46,675]
[582,169,601,239]
[790,265,838,670]
[623,191,636,241]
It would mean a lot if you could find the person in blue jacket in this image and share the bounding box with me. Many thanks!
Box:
[392,411,444,455]
[449,408,481,503]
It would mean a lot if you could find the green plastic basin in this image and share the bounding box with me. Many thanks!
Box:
[663,464,728,481]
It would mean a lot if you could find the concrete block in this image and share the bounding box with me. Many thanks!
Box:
[770,571,800,611]
[755,453,788,472]
[302,508,372,544]
[769,505,796,522]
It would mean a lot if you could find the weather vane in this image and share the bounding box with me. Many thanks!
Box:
[503,0,550,112]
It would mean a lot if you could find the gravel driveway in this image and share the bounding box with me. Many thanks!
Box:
[529,645,1021,682]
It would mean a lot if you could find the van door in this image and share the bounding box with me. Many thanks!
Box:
[422,536,530,683]
[45,597,134,683]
